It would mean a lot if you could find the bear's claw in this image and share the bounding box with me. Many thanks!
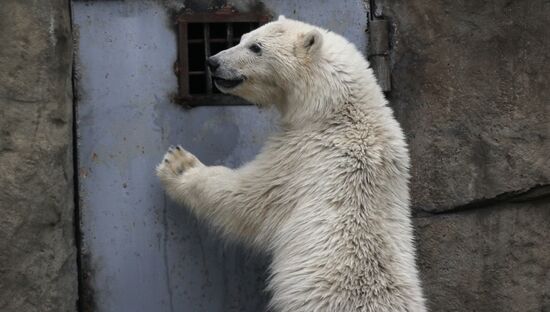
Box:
[156,145,203,180]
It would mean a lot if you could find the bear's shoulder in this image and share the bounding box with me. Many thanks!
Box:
[322,103,408,170]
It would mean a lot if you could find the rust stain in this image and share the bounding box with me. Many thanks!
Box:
[79,167,90,178]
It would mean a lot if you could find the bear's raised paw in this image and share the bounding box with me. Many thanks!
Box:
[156,145,203,180]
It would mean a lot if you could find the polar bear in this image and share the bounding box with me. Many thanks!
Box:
[157,16,426,312]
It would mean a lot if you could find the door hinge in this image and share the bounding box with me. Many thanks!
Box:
[367,1,391,92]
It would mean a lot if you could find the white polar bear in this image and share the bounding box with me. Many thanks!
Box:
[157,16,426,312]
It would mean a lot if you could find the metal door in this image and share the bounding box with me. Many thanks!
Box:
[72,1,368,311]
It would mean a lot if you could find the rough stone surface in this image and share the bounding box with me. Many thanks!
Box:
[374,1,550,311]
[383,0,550,212]
[0,1,77,312]
[415,199,550,312]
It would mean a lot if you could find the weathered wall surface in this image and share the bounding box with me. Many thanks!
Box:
[379,0,550,311]
[0,1,77,312]
[416,200,550,312]
[386,0,550,213]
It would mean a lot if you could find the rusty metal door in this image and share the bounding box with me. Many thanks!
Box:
[72,1,368,311]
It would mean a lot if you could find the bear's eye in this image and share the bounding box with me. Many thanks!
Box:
[248,43,262,54]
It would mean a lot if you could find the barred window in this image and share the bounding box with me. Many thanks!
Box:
[176,10,270,106]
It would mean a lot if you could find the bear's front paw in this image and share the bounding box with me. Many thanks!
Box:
[156,145,203,181]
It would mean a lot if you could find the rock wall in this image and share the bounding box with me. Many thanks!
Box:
[378,0,550,311]
[416,200,550,312]
[0,1,77,312]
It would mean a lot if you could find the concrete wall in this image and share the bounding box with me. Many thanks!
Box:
[379,1,550,311]
[0,1,77,312]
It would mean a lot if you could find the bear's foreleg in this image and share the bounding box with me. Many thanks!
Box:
[156,145,273,246]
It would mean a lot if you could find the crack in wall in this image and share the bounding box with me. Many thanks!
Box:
[68,0,90,310]
[414,184,550,217]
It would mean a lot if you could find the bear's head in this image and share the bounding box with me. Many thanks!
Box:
[207,16,375,124]
[206,16,326,107]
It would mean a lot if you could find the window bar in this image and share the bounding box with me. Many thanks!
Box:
[178,22,189,97]
[204,23,212,94]
[226,23,233,48]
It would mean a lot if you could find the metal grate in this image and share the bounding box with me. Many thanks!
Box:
[175,9,270,106]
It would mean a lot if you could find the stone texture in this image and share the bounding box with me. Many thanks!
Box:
[415,199,550,312]
[382,0,550,212]
[375,1,550,311]
[0,1,77,311]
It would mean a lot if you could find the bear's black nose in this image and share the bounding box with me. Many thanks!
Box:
[206,57,220,73]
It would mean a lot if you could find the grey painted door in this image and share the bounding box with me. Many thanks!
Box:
[72,1,367,311]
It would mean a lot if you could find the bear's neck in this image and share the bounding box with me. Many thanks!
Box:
[278,60,387,128]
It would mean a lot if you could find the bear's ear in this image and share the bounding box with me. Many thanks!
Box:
[298,29,323,56]
[278,15,286,21]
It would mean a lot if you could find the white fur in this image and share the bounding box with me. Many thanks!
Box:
[157,18,426,312]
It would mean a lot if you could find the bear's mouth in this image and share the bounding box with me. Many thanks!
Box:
[212,76,244,89]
